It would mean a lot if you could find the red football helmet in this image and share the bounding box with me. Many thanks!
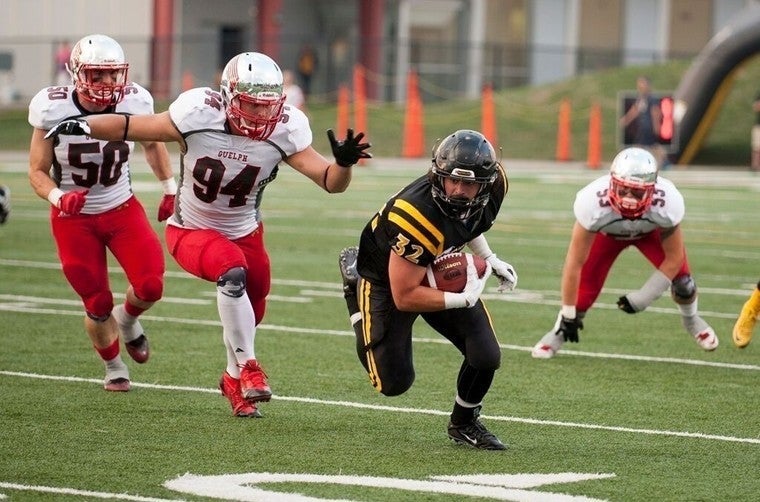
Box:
[608,147,658,219]
[68,34,129,107]
[219,52,286,141]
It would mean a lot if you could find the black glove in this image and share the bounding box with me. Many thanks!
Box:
[327,128,372,167]
[557,316,583,343]
[616,295,636,314]
[44,118,91,140]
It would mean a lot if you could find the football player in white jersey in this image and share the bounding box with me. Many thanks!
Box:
[531,147,718,359]
[45,51,371,418]
[28,34,176,392]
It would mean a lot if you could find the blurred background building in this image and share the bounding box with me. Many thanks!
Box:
[0,0,756,105]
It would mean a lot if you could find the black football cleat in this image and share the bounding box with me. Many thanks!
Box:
[338,246,359,296]
[447,410,507,450]
[0,185,10,224]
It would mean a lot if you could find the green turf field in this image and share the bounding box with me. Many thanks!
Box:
[0,156,758,501]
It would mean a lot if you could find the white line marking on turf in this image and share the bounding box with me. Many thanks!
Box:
[0,299,757,371]
[0,481,183,501]
[1,370,758,446]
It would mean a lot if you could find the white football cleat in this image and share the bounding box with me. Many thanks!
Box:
[682,315,718,351]
[693,327,719,351]
[531,330,565,359]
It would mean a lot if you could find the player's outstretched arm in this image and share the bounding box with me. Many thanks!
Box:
[45,112,182,144]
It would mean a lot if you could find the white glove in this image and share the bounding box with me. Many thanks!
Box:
[443,258,492,309]
[486,254,518,292]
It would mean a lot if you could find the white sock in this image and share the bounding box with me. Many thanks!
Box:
[217,290,256,372]
[104,356,129,380]
[678,298,698,317]
[118,305,137,326]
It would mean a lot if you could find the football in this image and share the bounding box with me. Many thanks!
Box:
[421,252,487,293]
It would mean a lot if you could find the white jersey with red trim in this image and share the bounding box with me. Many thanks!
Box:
[28,83,154,214]
[574,175,685,240]
[167,87,311,240]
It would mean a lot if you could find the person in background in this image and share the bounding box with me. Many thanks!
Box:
[28,34,176,392]
[296,44,317,97]
[751,92,760,171]
[338,130,517,450]
[620,76,667,168]
[46,51,371,418]
[531,147,718,359]
[283,69,306,112]
[54,40,71,86]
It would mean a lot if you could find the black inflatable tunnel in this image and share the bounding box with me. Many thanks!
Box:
[672,6,760,165]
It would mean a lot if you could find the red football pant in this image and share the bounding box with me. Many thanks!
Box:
[576,229,690,312]
[165,223,271,325]
[51,196,165,318]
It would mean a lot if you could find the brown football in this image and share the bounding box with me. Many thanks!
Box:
[421,252,487,293]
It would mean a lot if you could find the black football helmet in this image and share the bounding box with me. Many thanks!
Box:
[429,130,498,220]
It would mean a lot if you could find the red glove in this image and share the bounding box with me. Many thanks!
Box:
[157,194,175,222]
[59,190,88,215]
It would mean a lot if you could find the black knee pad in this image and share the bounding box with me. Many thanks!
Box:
[217,266,247,298]
[671,274,697,303]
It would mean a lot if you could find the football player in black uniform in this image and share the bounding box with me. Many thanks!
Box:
[338,130,518,450]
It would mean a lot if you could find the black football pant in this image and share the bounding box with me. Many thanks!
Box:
[352,278,501,401]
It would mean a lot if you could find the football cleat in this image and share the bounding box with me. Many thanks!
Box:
[531,330,564,359]
[0,185,10,224]
[103,361,130,392]
[338,246,359,295]
[447,408,507,450]
[682,315,718,351]
[733,295,760,348]
[220,372,262,418]
[239,359,272,402]
[693,328,719,351]
[112,305,150,363]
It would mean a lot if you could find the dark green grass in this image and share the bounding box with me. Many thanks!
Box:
[0,162,758,501]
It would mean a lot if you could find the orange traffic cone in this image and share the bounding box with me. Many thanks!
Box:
[402,70,425,158]
[182,70,194,91]
[556,98,572,161]
[481,83,498,149]
[353,65,368,164]
[336,84,350,135]
[586,102,602,169]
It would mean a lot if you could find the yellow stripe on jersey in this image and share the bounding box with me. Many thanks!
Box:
[388,199,444,256]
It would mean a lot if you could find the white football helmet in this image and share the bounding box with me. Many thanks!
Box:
[220,52,285,141]
[68,34,129,107]
[608,147,658,219]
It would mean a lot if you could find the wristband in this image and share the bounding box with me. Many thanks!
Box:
[47,188,65,208]
[160,178,178,195]
[561,305,576,319]
[443,291,467,309]
[467,234,493,259]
